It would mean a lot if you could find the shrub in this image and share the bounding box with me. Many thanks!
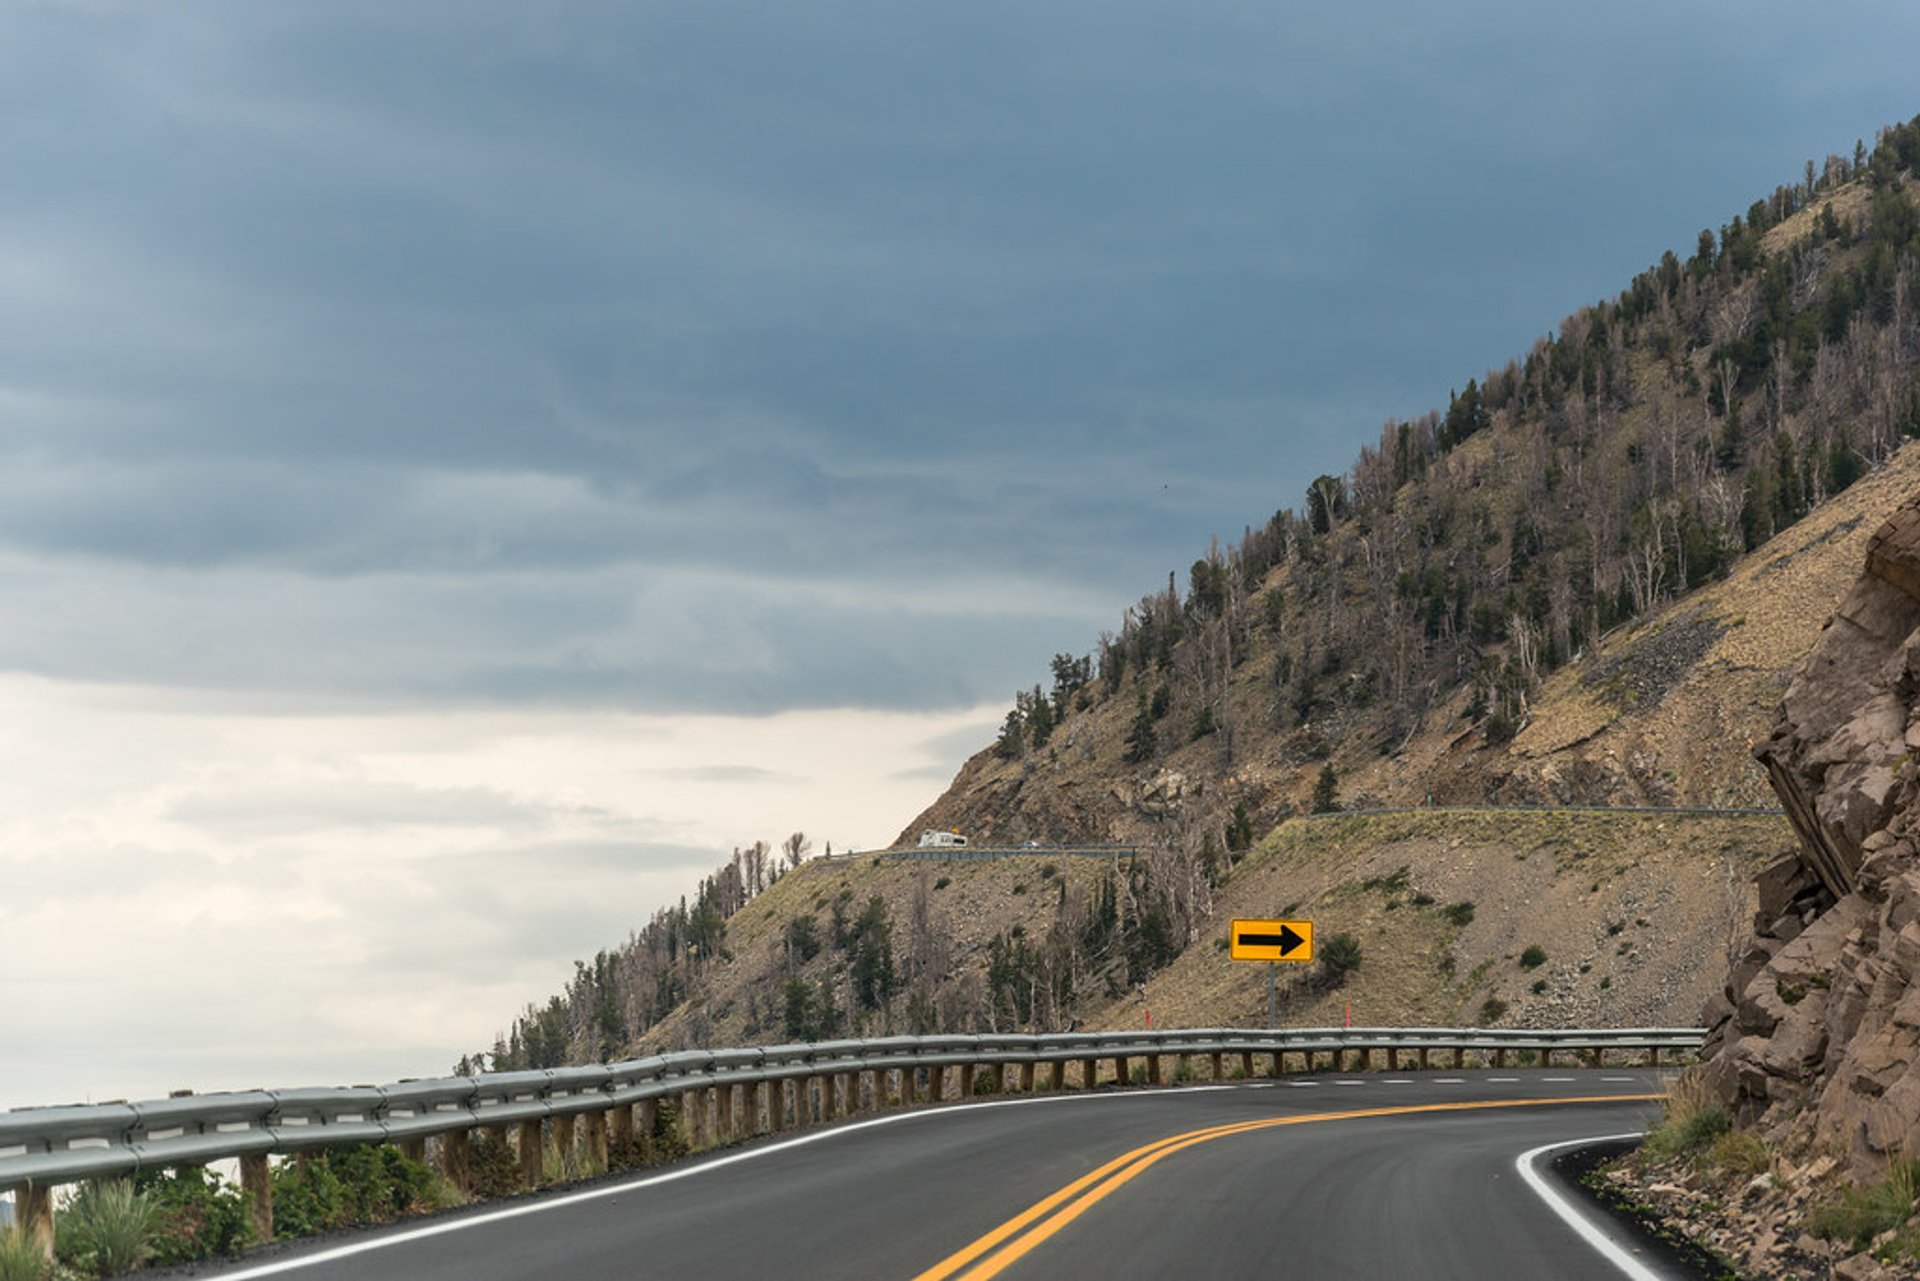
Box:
[1443,901,1476,927]
[135,1165,252,1265]
[268,1143,438,1240]
[934,876,951,891]
[1530,979,1548,994]
[1477,998,1508,1025]
[972,1069,1000,1095]
[1319,933,1363,985]
[1520,945,1547,969]
[1710,1130,1771,1176]
[1641,1076,1732,1161]
[465,1134,524,1198]
[0,1229,49,1281]
[58,1179,156,1276]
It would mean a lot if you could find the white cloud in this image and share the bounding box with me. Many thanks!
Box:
[0,675,996,1110]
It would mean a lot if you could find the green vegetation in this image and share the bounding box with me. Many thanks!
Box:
[0,1230,48,1281]
[1520,945,1547,969]
[1641,1077,1732,1161]
[56,1180,155,1276]
[1443,901,1476,928]
[1807,1159,1920,1255]
[1477,998,1508,1025]
[1319,933,1364,985]
[269,1144,438,1239]
[134,1166,251,1266]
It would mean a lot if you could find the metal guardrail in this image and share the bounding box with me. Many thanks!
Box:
[877,844,1142,861]
[0,1026,1702,1196]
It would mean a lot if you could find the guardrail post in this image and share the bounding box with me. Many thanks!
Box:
[554,1114,577,1170]
[755,1081,773,1132]
[1493,1049,1508,1069]
[1418,1048,1430,1070]
[17,1183,54,1262]
[1240,1050,1255,1079]
[1649,1046,1661,1067]
[586,1110,610,1170]
[518,1119,544,1187]
[1386,1048,1399,1072]
[610,1102,634,1158]
[841,1071,858,1115]
[799,1076,818,1126]
[442,1128,471,1189]
[1147,1054,1162,1086]
[637,1099,660,1158]
[1082,1057,1098,1089]
[1019,1062,1036,1093]
[1111,1055,1129,1087]
[240,1152,273,1242]
[1209,1052,1224,1082]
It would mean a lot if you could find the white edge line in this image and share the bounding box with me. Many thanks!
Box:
[1515,1130,1666,1281]
[206,1084,1239,1279]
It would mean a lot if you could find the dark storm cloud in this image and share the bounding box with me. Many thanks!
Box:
[1,0,1916,712]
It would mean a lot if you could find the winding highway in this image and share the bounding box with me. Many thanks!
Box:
[201,1070,1674,1280]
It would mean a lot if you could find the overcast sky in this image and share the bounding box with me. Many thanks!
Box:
[3,1,1917,1111]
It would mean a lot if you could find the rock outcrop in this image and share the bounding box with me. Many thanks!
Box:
[1702,491,1920,1176]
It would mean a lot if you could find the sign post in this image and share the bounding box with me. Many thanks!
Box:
[1228,918,1314,1029]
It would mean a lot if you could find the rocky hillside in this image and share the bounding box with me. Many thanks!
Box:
[1701,488,1920,1170]
[484,117,1920,1078]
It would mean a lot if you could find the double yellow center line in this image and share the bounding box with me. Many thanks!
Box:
[912,1093,1660,1281]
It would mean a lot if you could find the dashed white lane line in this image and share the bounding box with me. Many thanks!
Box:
[1333,1079,1368,1086]
[1432,1078,1466,1084]
[1382,1078,1415,1084]
[1287,1080,1320,1087]
[1488,1077,1521,1083]
[1601,1077,1637,1083]
[1543,1077,1578,1083]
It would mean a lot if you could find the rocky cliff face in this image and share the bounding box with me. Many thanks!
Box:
[1702,491,1920,1177]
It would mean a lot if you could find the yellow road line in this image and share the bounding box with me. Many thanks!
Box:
[912,1093,1662,1281]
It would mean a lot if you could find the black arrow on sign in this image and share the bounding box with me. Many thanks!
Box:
[1238,925,1306,955]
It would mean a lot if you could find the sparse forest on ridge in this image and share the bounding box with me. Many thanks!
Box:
[479,115,1920,1075]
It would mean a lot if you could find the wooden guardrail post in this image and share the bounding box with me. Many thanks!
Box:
[609,1101,633,1158]
[1081,1057,1098,1089]
[637,1099,659,1158]
[442,1128,471,1189]
[240,1152,273,1242]
[517,1119,544,1187]
[1019,1062,1036,1093]
[17,1183,54,1263]
[1147,1054,1162,1086]
[1209,1052,1224,1082]
[1111,1055,1128,1086]
[585,1110,609,1170]
[553,1114,577,1170]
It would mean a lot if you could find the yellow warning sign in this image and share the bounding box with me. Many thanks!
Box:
[1229,918,1313,962]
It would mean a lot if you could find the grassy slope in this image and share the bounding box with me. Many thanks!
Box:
[1078,809,1792,1034]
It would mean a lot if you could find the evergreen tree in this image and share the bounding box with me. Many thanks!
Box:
[1311,763,1340,814]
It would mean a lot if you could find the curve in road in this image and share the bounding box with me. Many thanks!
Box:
[202,1069,1675,1281]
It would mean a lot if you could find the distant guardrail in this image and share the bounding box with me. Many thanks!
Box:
[877,844,1142,861]
[0,1025,1703,1254]
[828,806,1788,863]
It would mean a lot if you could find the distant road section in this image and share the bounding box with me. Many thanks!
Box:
[197,1071,1669,1281]
[837,803,1785,862]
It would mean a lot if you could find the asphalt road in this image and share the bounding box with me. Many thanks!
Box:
[203,1070,1672,1281]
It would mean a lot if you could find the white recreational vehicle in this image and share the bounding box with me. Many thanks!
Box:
[916,829,968,849]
